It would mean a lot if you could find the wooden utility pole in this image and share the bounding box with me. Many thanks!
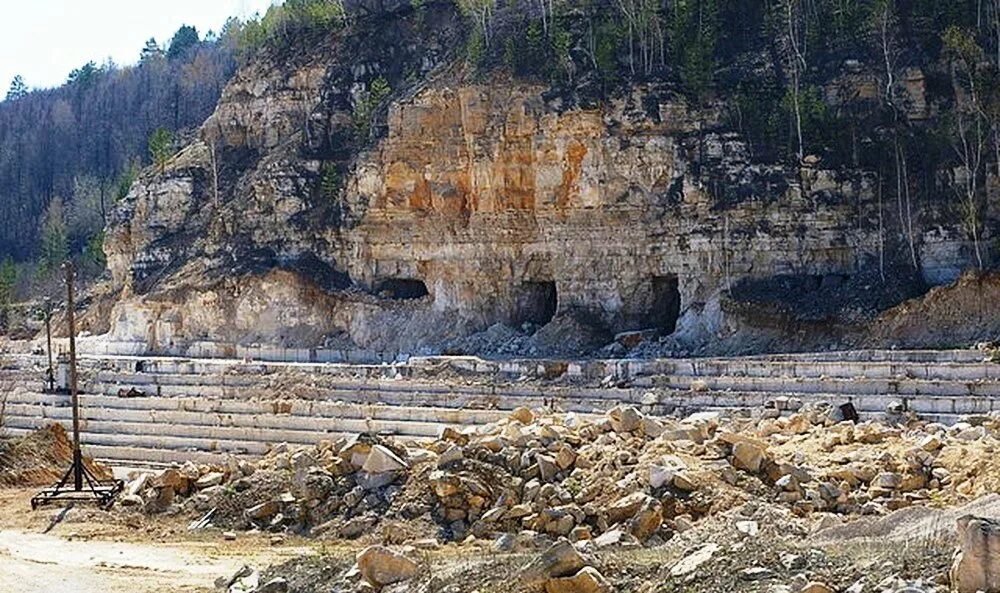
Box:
[43,298,54,392]
[65,262,82,491]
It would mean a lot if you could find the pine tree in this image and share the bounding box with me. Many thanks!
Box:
[5,75,27,101]
[67,61,99,86]
[168,25,200,60]
[140,38,164,63]
[148,128,174,172]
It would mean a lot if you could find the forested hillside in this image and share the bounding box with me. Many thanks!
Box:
[0,24,240,276]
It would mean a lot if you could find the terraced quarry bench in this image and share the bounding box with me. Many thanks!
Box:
[2,349,998,465]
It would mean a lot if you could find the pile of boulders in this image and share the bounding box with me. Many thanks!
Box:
[122,432,415,535]
[717,405,1000,517]
[119,402,1000,552]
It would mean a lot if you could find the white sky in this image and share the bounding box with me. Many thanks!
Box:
[1,0,277,92]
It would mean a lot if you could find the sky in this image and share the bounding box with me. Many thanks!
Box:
[1,0,277,92]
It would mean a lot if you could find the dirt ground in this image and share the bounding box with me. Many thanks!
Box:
[0,488,314,593]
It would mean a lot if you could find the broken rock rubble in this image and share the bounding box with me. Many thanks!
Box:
[116,403,1000,561]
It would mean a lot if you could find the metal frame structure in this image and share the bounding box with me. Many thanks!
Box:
[31,262,123,510]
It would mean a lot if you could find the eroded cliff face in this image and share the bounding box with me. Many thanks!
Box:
[99,4,995,360]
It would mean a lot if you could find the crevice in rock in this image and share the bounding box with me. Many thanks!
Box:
[375,278,429,300]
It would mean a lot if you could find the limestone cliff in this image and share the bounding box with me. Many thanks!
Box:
[97,1,999,360]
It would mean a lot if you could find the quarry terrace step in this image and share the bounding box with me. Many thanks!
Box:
[5,391,508,428]
[82,368,1000,401]
[78,378,1000,420]
[71,351,1000,383]
[0,429,245,465]
[64,345,991,366]
[10,387,643,421]
[653,375,1000,398]
[691,406,966,426]
[13,381,995,419]
[654,389,1000,417]
[2,414,420,449]
[84,356,1000,384]
[2,393,454,464]
[4,401,457,440]
[82,379,656,411]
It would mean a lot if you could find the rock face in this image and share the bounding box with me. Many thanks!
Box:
[95,2,996,360]
[951,515,1000,593]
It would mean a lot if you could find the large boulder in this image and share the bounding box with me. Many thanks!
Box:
[731,441,766,473]
[521,541,589,589]
[544,567,614,593]
[195,471,225,489]
[355,546,419,587]
[627,497,663,542]
[951,515,1000,593]
[605,492,650,525]
[719,432,769,473]
[608,407,643,433]
[361,445,409,474]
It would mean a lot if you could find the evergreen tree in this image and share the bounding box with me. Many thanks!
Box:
[140,38,165,63]
[67,61,100,86]
[168,25,200,60]
[148,128,174,172]
[5,75,27,102]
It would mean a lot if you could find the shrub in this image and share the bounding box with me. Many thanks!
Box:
[353,77,393,138]
[319,163,342,199]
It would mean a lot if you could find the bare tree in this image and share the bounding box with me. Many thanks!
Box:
[785,0,808,163]
[458,0,497,48]
[953,110,987,269]
[873,0,918,269]
[612,0,666,77]
[989,0,1000,66]
[533,0,556,36]
[945,27,990,269]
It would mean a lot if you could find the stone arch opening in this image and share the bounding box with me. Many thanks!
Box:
[376,278,429,300]
[651,275,681,334]
[515,281,558,326]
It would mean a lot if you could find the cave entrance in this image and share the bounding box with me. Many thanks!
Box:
[651,275,681,334]
[376,278,429,300]
[515,281,558,326]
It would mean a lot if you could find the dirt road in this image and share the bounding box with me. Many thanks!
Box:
[0,489,311,593]
[0,529,255,593]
